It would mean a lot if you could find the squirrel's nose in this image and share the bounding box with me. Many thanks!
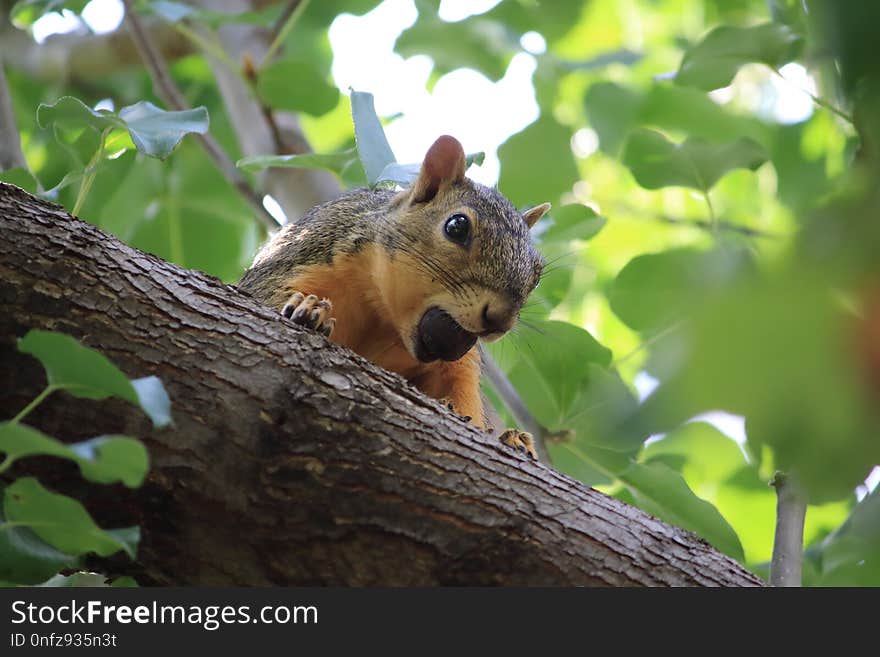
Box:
[481,303,511,334]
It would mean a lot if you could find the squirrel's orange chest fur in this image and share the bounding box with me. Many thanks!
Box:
[279,244,485,426]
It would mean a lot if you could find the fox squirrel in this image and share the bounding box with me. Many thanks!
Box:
[238,135,549,458]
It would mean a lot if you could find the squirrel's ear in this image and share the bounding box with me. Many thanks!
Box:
[410,135,466,204]
[523,202,551,228]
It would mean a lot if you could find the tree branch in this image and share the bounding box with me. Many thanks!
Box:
[614,203,779,239]
[769,471,807,587]
[0,15,194,83]
[0,183,764,587]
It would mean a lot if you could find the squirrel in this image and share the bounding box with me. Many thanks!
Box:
[238,135,550,458]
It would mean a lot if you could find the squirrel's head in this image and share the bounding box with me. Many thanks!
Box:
[378,135,549,364]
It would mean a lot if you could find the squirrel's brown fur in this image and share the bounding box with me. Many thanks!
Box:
[238,135,549,457]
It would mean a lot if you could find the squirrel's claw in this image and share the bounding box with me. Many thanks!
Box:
[281,292,335,337]
[499,429,538,460]
[439,397,471,423]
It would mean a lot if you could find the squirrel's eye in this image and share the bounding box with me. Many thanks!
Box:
[443,213,470,244]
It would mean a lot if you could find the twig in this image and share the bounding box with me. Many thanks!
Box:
[612,320,683,367]
[703,189,717,233]
[614,202,778,239]
[122,0,278,231]
[772,68,853,124]
[0,61,26,171]
[263,0,310,68]
[72,128,109,215]
[482,351,554,464]
[769,471,807,587]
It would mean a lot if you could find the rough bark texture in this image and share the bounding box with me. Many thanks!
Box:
[0,183,764,586]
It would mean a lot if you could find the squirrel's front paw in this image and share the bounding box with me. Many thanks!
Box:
[499,429,538,460]
[281,292,335,337]
[438,397,472,423]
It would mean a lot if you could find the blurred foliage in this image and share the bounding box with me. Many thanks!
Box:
[1,331,168,586]
[4,0,880,585]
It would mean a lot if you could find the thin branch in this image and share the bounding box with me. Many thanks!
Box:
[0,15,195,82]
[122,0,278,231]
[614,203,779,239]
[263,0,310,67]
[769,471,807,587]
[171,20,240,74]
[482,351,556,464]
[703,189,717,233]
[772,68,854,124]
[0,61,27,171]
[10,384,58,424]
[612,320,684,367]
[72,128,109,215]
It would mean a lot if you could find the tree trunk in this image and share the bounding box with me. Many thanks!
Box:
[0,183,763,586]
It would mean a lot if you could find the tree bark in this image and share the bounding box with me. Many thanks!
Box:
[0,183,764,586]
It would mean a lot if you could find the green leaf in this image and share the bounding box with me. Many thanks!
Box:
[18,330,138,403]
[585,82,772,156]
[37,97,208,160]
[0,422,71,468]
[635,268,880,503]
[642,422,781,564]
[539,204,605,243]
[117,102,209,160]
[394,0,581,80]
[0,423,149,487]
[257,57,339,117]
[481,0,583,43]
[608,247,750,334]
[644,422,746,487]
[350,90,397,186]
[818,536,880,586]
[549,441,630,488]
[815,489,880,585]
[584,82,643,156]
[0,167,39,193]
[237,148,369,188]
[619,461,745,561]
[0,506,78,585]
[622,129,767,192]
[395,15,513,81]
[528,241,574,316]
[42,170,86,197]
[490,322,617,441]
[68,436,149,487]
[17,330,171,427]
[498,116,579,207]
[37,96,122,134]
[676,22,804,91]
[4,478,139,558]
[111,576,140,587]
